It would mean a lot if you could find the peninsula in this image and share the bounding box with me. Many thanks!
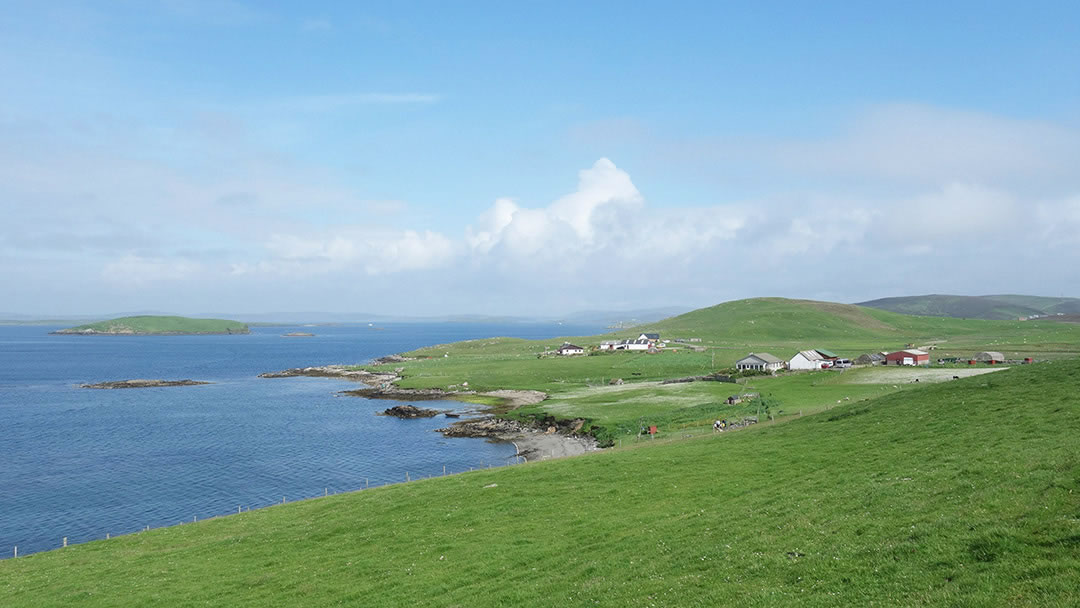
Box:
[51,315,250,336]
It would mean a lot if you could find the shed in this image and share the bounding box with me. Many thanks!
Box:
[814,348,839,360]
[974,351,1005,364]
[736,352,785,372]
[789,350,826,371]
[884,349,930,366]
[855,353,885,366]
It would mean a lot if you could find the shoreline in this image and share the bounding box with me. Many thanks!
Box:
[260,364,596,462]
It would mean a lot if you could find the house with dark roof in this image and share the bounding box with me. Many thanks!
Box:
[735,352,785,372]
[557,343,585,356]
[637,333,661,342]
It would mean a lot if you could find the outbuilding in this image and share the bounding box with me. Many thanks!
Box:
[974,351,1005,364]
[884,349,930,366]
[789,350,827,370]
[736,352,785,372]
[855,353,886,366]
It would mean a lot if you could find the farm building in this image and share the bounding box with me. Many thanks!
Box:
[613,339,650,351]
[597,340,620,351]
[885,349,930,366]
[855,353,886,366]
[556,343,585,356]
[973,351,1005,364]
[814,348,839,361]
[736,352,785,372]
[789,350,827,370]
[637,333,660,342]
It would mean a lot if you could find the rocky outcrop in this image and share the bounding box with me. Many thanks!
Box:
[81,379,212,389]
[258,365,398,386]
[380,404,441,418]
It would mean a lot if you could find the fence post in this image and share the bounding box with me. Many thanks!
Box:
[63,537,67,548]
[406,472,410,482]
[325,488,328,497]
[443,465,446,476]
[193,515,197,523]
[238,505,241,514]
[282,496,285,504]
[106,533,110,540]
[12,546,16,558]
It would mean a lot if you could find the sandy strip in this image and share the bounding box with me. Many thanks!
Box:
[511,433,597,462]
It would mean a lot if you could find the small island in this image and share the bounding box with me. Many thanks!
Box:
[52,315,250,336]
[282,332,315,337]
[80,379,213,389]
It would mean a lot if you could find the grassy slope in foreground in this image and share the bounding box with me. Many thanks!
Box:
[54,315,250,335]
[2,361,1078,606]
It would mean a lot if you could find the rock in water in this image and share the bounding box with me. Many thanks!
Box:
[380,404,440,418]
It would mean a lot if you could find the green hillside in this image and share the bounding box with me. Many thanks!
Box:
[3,360,1077,606]
[53,315,250,335]
[858,294,1080,320]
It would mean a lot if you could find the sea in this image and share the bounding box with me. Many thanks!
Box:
[0,321,602,557]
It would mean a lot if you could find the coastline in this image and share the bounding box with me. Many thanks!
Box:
[260,364,597,462]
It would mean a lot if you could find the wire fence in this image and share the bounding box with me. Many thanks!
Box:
[6,454,529,560]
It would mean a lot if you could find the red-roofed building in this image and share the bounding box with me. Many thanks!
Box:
[885,349,930,366]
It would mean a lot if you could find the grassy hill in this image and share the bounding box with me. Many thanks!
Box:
[858,294,1080,320]
[53,316,250,335]
[3,360,1077,606]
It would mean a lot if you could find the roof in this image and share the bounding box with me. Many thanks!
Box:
[815,348,838,358]
[888,349,929,356]
[639,333,660,339]
[559,344,583,350]
[739,352,783,364]
[793,350,824,361]
[975,351,1005,359]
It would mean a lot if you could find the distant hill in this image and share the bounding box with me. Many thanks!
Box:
[52,316,250,335]
[857,294,1080,320]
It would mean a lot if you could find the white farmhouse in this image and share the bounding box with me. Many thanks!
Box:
[735,352,785,372]
[556,343,585,356]
[789,350,827,371]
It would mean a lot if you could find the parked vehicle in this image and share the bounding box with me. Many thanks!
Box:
[832,358,852,368]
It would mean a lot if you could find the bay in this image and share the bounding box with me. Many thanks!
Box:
[0,321,601,556]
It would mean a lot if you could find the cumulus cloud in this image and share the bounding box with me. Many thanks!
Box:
[465,158,648,257]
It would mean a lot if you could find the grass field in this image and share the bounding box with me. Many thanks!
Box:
[3,359,1077,606]
[56,315,250,335]
[360,298,1080,446]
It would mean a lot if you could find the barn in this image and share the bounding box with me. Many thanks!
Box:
[974,351,1005,364]
[789,350,827,370]
[736,352,785,372]
[884,349,930,366]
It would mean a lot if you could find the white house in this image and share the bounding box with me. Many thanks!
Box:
[638,333,660,342]
[557,343,585,356]
[789,350,827,371]
[597,340,620,351]
[735,352,785,372]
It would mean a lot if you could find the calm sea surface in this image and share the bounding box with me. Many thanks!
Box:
[0,322,601,556]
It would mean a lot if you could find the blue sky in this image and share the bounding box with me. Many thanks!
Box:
[3,1,1079,316]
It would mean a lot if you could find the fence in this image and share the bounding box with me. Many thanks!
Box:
[6,454,528,560]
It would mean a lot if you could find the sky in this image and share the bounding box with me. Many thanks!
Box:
[2,1,1079,317]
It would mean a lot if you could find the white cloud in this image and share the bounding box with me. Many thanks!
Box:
[101,255,203,285]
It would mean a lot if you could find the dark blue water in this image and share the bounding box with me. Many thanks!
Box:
[0,322,600,557]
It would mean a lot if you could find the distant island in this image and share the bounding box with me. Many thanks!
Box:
[51,315,250,336]
[282,332,315,337]
[80,379,213,389]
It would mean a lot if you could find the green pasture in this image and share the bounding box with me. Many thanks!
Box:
[4,360,1077,606]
